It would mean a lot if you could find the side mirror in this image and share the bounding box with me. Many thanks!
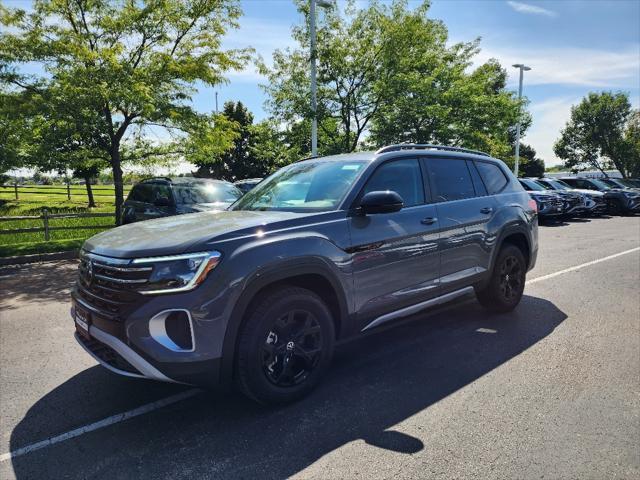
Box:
[153,197,171,207]
[359,190,404,215]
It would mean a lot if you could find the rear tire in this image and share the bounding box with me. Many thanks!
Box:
[476,245,526,313]
[235,286,335,405]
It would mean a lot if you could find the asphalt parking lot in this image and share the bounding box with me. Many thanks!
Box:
[1,215,639,479]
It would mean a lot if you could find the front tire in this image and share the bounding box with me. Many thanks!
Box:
[608,199,624,216]
[235,286,335,405]
[476,245,526,313]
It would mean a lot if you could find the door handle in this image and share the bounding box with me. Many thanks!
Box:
[421,217,437,225]
[480,207,493,214]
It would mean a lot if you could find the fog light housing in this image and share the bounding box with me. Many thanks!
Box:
[149,309,194,352]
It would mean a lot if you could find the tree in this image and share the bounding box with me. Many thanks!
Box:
[263,0,525,158]
[621,110,640,178]
[1,0,248,222]
[193,101,299,180]
[554,92,636,178]
[511,143,545,178]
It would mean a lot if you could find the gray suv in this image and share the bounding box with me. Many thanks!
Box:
[72,145,538,404]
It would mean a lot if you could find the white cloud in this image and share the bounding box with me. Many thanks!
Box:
[507,1,557,17]
[476,45,640,87]
[522,96,579,166]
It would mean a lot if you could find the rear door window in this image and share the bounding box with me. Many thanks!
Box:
[426,158,476,202]
[475,161,508,195]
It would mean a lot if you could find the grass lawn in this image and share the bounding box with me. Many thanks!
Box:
[0,190,121,257]
[0,238,85,258]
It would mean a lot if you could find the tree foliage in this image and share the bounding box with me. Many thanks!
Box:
[1,0,248,221]
[192,101,300,180]
[263,0,526,158]
[554,92,638,178]
[510,143,545,178]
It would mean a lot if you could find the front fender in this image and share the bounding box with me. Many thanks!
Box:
[217,234,353,386]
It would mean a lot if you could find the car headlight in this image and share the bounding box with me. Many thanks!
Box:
[132,251,221,295]
[623,191,638,198]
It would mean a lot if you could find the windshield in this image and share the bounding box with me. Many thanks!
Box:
[589,179,612,190]
[520,179,546,191]
[231,160,366,212]
[617,179,639,188]
[174,183,242,205]
[542,179,570,190]
[601,179,621,188]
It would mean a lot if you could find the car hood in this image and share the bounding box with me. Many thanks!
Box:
[83,210,305,258]
[528,191,560,198]
[570,189,604,197]
[188,202,232,212]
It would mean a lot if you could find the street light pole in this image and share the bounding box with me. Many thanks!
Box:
[512,63,531,177]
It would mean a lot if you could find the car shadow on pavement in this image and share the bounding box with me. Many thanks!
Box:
[9,295,566,479]
[0,260,78,310]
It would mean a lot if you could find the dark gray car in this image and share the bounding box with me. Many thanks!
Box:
[72,145,538,404]
[560,177,640,215]
[122,177,243,224]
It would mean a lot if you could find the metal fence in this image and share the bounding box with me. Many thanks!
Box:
[0,210,115,241]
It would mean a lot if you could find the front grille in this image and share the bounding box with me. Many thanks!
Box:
[77,334,140,375]
[75,251,152,321]
[547,198,564,209]
[564,195,582,209]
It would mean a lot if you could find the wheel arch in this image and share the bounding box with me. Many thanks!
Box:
[218,259,349,386]
[490,226,532,275]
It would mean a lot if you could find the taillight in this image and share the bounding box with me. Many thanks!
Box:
[528,199,538,212]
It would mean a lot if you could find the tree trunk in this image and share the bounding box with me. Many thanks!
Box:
[111,148,124,226]
[84,176,96,208]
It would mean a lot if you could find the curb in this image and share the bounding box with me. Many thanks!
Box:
[0,250,79,267]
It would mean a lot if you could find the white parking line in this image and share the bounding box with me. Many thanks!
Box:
[0,389,200,462]
[526,247,640,285]
[1,245,639,463]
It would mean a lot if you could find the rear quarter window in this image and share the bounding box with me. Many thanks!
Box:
[475,161,508,195]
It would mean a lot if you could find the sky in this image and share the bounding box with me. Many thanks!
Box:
[5,0,640,168]
[207,0,640,166]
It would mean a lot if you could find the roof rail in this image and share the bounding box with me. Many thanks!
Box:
[375,144,491,157]
[140,177,172,183]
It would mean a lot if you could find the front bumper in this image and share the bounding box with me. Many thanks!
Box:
[71,251,237,387]
[626,198,640,212]
[74,328,178,383]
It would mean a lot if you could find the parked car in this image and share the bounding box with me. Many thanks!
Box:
[72,144,538,404]
[234,178,263,194]
[560,177,640,215]
[599,178,640,192]
[535,177,608,216]
[518,179,566,220]
[121,177,243,224]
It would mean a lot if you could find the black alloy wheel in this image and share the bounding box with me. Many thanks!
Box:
[262,310,323,387]
[497,254,524,303]
[475,244,526,313]
[236,286,335,404]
